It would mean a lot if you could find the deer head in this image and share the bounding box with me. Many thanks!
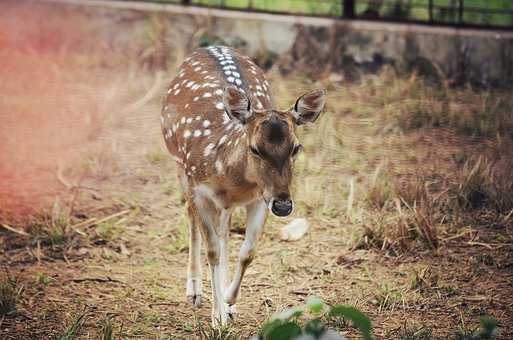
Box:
[223,86,326,216]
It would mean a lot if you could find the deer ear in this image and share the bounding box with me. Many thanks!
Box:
[223,86,252,124]
[292,89,326,125]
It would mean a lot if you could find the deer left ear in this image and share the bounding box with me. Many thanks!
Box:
[292,89,326,125]
[223,86,252,124]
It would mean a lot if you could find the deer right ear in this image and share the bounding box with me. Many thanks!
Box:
[223,86,252,124]
[292,89,326,125]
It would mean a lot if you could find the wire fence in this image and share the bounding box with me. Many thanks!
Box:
[141,0,513,29]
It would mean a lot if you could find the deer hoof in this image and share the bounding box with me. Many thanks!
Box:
[187,294,202,309]
[228,304,237,320]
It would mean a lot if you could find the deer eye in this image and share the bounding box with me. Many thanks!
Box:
[291,144,302,157]
[249,145,261,157]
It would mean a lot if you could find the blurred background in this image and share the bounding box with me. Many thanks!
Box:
[158,0,513,28]
[0,0,512,338]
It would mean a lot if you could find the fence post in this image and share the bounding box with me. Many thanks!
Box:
[342,0,355,19]
[458,0,464,24]
[428,0,433,22]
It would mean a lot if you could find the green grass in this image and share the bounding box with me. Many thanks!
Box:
[152,0,513,27]
[53,309,88,340]
[0,276,18,315]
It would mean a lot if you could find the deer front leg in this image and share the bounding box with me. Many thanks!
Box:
[219,209,237,319]
[193,194,230,325]
[224,199,267,306]
[186,204,203,308]
[219,209,231,292]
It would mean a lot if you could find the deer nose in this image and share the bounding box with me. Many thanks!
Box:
[271,196,294,217]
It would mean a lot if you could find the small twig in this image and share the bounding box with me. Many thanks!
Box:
[0,224,30,237]
[69,218,96,229]
[252,283,275,288]
[467,241,494,250]
[442,229,474,241]
[68,277,125,284]
[503,208,513,223]
[149,302,180,308]
[462,295,488,302]
[68,210,131,234]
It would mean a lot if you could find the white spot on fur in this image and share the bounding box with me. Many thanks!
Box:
[215,159,224,174]
[184,130,191,138]
[215,102,224,110]
[204,143,216,156]
[193,130,202,137]
[203,120,211,128]
[219,135,228,145]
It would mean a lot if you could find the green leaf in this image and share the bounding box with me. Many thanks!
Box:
[260,319,285,338]
[273,307,303,321]
[266,322,302,340]
[306,297,325,314]
[477,316,498,339]
[328,305,372,340]
[304,319,325,337]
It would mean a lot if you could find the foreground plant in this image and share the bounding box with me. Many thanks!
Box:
[0,276,18,315]
[255,297,372,340]
[458,316,499,340]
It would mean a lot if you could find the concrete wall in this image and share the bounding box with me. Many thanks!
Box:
[46,0,513,86]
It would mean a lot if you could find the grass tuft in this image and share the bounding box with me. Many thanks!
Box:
[53,309,88,340]
[374,71,513,139]
[0,275,18,315]
[195,316,240,340]
[395,322,433,339]
[100,315,115,340]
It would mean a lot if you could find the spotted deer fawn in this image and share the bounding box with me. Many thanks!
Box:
[161,46,326,325]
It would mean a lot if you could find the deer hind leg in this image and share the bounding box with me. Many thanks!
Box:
[224,199,267,307]
[193,193,230,325]
[186,203,203,308]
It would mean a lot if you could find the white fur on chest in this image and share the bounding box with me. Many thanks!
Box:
[194,184,260,210]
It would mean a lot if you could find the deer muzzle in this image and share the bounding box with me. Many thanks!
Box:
[270,196,294,217]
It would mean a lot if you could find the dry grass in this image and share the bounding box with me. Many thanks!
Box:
[53,309,88,340]
[360,70,513,139]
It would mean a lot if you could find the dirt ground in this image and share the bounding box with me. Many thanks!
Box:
[1,1,512,339]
